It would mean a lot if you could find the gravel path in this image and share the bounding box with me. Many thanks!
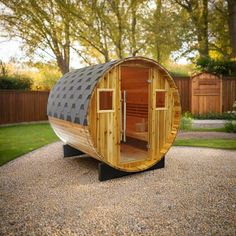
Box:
[0,142,236,235]
[177,131,236,139]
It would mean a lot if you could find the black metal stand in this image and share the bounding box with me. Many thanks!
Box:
[63,144,85,158]
[98,156,165,181]
[62,145,165,181]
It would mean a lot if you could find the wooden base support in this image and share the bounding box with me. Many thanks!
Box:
[63,144,85,158]
[98,156,165,181]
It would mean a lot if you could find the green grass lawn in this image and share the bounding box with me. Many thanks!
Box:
[0,123,59,166]
[189,127,227,132]
[174,139,236,150]
[0,123,235,167]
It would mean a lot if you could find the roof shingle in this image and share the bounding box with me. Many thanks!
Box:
[47,60,117,126]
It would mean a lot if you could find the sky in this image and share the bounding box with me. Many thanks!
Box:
[0,38,189,68]
[0,38,84,68]
[0,40,22,62]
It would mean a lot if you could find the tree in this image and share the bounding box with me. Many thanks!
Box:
[0,0,72,74]
[144,0,183,62]
[1,0,232,71]
[227,0,236,57]
[66,0,149,63]
[127,0,149,57]
[173,0,209,59]
[26,61,61,90]
[67,0,115,63]
[208,0,231,59]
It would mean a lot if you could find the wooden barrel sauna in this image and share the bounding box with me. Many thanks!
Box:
[47,57,181,172]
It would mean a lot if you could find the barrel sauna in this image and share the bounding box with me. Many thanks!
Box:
[47,57,181,172]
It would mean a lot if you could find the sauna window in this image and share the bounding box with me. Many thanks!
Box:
[155,90,167,109]
[98,89,114,112]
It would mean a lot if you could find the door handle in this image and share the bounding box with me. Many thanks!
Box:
[123,90,126,143]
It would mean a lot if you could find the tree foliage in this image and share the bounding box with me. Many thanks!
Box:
[196,57,235,75]
[172,0,235,61]
[25,61,62,90]
[0,0,72,74]
[0,0,235,74]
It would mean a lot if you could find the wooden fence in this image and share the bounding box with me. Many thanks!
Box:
[0,90,49,125]
[173,76,190,113]
[0,75,235,124]
[174,75,236,114]
[222,77,236,112]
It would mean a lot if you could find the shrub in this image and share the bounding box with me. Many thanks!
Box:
[0,75,32,90]
[192,112,236,120]
[180,117,192,131]
[224,121,236,133]
[196,57,236,75]
[182,111,193,118]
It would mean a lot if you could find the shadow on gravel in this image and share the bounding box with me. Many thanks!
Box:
[66,156,100,185]
[63,156,145,185]
[72,156,99,169]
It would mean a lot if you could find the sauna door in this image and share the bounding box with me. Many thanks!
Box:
[120,66,149,163]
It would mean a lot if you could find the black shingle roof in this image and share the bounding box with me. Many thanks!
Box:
[47,60,117,126]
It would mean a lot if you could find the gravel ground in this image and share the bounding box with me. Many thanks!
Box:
[0,142,236,235]
[177,131,236,139]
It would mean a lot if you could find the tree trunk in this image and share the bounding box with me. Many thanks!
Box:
[104,50,110,62]
[57,56,69,75]
[116,8,123,59]
[63,18,70,74]
[198,0,209,59]
[155,0,161,62]
[157,46,160,62]
[60,48,70,75]
[227,0,236,57]
[131,2,137,56]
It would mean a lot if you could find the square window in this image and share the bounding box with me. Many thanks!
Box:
[97,89,114,112]
[156,90,166,109]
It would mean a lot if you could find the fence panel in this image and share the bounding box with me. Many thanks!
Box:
[0,90,49,125]
[222,77,236,112]
[191,73,222,115]
[173,77,190,113]
[174,76,236,113]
